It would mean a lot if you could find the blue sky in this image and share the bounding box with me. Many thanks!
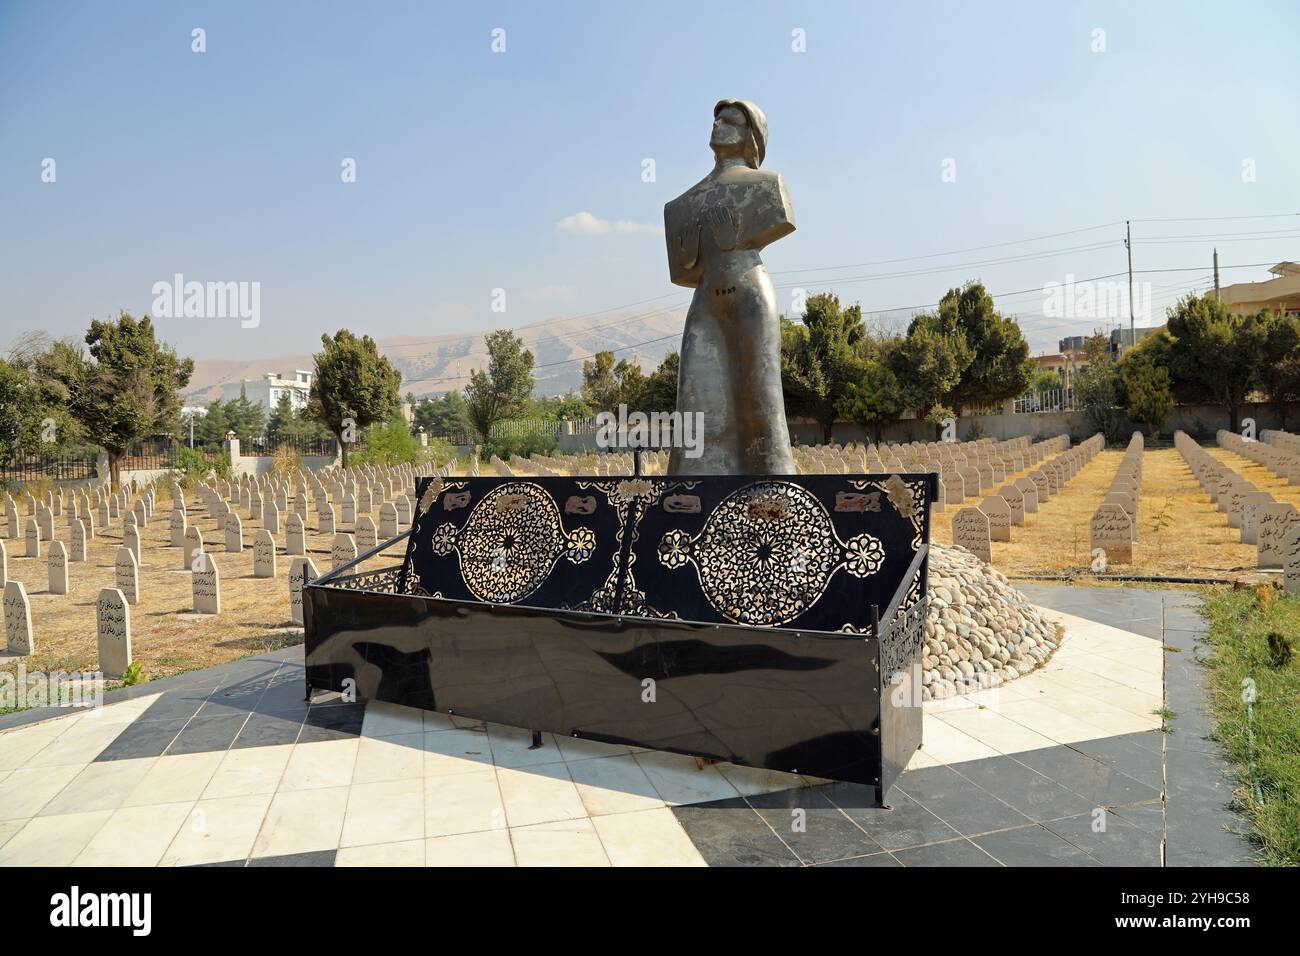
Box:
[1,0,1297,362]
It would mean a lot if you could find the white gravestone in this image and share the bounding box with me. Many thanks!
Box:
[183,525,204,571]
[379,503,399,539]
[980,496,1012,542]
[225,512,244,553]
[192,552,221,614]
[48,540,69,595]
[0,539,6,587]
[318,504,336,536]
[96,587,133,679]
[171,509,188,547]
[356,516,378,551]
[264,501,280,536]
[1090,504,1133,564]
[115,546,139,604]
[71,519,88,562]
[289,556,318,627]
[3,580,33,655]
[25,518,40,558]
[123,524,141,564]
[1285,524,1300,597]
[253,529,277,579]
[285,513,305,556]
[952,507,992,563]
[331,532,357,571]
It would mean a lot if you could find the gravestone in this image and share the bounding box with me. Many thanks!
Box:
[225,513,244,553]
[25,519,40,558]
[999,484,1025,524]
[318,504,336,536]
[951,507,992,563]
[331,532,357,571]
[96,587,133,679]
[341,492,356,525]
[48,540,69,595]
[396,496,413,527]
[37,506,54,540]
[264,501,281,535]
[70,519,88,562]
[0,539,6,586]
[3,580,33,655]
[1240,493,1274,546]
[1030,471,1051,503]
[1285,525,1300,597]
[289,556,318,627]
[123,524,141,564]
[1257,502,1300,569]
[115,546,139,604]
[192,552,220,614]
[171,509,188,547]
[1090,504,1133,564]
[285,513,306,555]
[980,496,1012,542]
[356,516,378,551]
[379,502,399,539]
[183,525,204,571]
[253,530,277,579]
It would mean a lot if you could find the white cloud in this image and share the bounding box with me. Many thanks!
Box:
[556,211,663,236]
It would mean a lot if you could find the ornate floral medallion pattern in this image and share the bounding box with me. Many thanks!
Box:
[429,481,595,604]
[657,480,886,627]
[850,476,927,550]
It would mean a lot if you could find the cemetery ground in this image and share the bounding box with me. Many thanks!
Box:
[934,444,1300,582]
[0,494,403,709]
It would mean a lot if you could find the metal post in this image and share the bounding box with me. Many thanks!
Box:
[1125,220,1135,355]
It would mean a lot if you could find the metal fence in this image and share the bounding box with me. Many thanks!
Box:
[243,432,339,457]
[0,449,98,483]
[1014,388,1078,414]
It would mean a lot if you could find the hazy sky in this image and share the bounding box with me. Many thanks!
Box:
[2,0,1297,363]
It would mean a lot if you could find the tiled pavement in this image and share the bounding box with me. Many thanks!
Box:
[0,587,1257,866]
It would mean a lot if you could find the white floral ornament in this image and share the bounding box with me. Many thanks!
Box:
[431,522,457,555]
[658,528,692,569]
[564,526,596,564]
[844,533,885,578]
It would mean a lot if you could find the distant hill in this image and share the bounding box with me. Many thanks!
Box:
[184,309,687,404]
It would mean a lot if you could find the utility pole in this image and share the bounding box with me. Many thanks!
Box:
[1124,220,1135,356]
[1214,247,1221,297]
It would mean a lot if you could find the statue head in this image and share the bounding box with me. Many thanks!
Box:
[711,99,768,169]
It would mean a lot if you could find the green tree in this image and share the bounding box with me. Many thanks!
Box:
[837,337,905,443]
[640,350,679,414]
[224,396,266,443]
[1119,343,1174,439]
[41,313,194,488]
[580,351,646,413]
[306,329,403,466]
[463,329,535,443]
[1072,333,1127,444]
[1164,293,1268,432]
[527,392,593,421]
[888,324,965,436]
[1253,311,1300,430]
[414,392,473,437]
[780,293,867,443]
[909,282,1033,414]
[1032,369,1061,394]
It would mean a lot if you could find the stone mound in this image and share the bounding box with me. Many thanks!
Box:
[921,544,1063,700]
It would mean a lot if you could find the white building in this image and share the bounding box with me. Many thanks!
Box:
[219,370,313,413]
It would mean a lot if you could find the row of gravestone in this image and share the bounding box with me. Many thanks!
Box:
[1222,429,1300,484]
[1175,431,1293,569]
[949,433,1105,562]
[1090,432,1144,565]
[933,436,1069,511]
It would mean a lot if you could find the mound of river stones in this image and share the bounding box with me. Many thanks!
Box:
[921,544,1063,700]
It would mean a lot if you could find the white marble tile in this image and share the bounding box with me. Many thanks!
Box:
[496,763,587,828]
[336,839,424,867]
[360,701,425,738]
[159,793,273,867]
[122,751,225,807]
[340,778,424,848]
[279,738,359,791]
[552,735,631,763]
[39,757,157,816]
[424,770,504,837]
[485,723,564,769]
[352,733,425,784]
[422,727,495,776]
[424,828,515,866]
[252,786,349,858]
[566,753,665,816]
[714,762,804,798]
[510,818,609,866]
[934,708,1059,757]
[633,751,740,806]
[203,744,294,799]
[74,801,194,867]
[591,808,707,867]
[917,716,1001,765]
[0,810,114,866]
[0,763,83,820]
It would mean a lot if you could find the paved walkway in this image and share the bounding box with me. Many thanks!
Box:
[0,586,1256,866]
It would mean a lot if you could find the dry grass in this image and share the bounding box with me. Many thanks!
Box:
[0,498,405,685]
[933,446,1286,581]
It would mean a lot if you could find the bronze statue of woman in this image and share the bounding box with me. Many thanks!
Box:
[664,99,797,476]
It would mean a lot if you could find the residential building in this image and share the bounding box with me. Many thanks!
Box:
[219,370,314,413]
[1211,261,1300,317]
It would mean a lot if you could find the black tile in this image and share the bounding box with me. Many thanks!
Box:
[94,717,188,761]
[297,703,364,742]
[745,787,882,864]
[671,797,801,867]
[1068,734,1164,790]
[1011,746,1160,808]
[949,755,1094,821]
[893,838,1001,867]
[825,786,961,851]
[1042,811,1163,866]
[897,764,1033,836]
[233,711,306,749]
[135,693,209,724]
[974,824,1103,867]
[815,852,902,867]
[164,714,248,756]
[1111,801,1165,838]
[248,849,337,867]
